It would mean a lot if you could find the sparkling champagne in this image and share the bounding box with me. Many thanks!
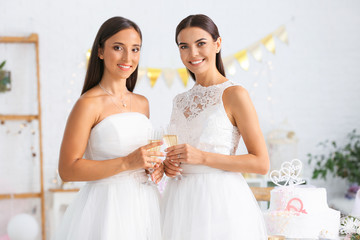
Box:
[148,139,162,152]
[163,134,178,147]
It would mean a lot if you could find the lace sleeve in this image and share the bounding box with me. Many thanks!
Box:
[169,95,180,125]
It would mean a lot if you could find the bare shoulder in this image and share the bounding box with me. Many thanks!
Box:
[131,93,150,117]
[223,85,251,106]
[69,88,103,125]
[132,93,149,105]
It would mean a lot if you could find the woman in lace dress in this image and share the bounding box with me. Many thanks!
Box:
[162,14,269,239]
[55,17,164,240]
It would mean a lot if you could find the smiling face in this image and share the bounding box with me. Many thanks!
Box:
[98,28,141,80]
[177,27,221,77]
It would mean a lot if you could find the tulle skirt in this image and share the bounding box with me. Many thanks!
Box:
[54,170,161,240]
[161,165,268,240]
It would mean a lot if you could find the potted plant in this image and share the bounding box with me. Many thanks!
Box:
[307,129,360,198]
[0,60,11,92]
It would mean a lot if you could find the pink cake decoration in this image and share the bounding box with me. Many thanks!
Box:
[285,197,308,215]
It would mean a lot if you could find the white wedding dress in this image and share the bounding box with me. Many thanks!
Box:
[54,112,162,240]
[161,81,268,240]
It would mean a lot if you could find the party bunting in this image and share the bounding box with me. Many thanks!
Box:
[177,68,189,87]
[86,25,288,88]
[162,68,177,87]
[261,34,276,54]
[273,25,289,45]
[223,56,237,76]
[234,50,250,71]
[147,68,162,87]
[137,67,147,84]
[247,43,263,62]
[86,49,91,67]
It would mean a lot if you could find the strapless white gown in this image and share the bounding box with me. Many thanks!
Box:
[161,81,268,240]
[54,112,162,240]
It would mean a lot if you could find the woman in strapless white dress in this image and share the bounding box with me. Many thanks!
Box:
[162,14,269,239]
[55,17,163,240]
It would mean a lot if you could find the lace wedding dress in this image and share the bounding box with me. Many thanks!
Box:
[161,81,268,240]
[54,112,161,240]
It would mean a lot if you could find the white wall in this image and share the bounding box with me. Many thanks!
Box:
[1,0,360,236]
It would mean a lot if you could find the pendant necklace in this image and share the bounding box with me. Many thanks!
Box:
[99,83,131,110]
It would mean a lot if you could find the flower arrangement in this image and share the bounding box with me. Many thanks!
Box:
[341,215,360,240]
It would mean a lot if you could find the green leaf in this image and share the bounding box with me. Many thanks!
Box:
[0,61,5,70]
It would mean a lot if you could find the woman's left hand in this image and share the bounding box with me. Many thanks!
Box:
[150,162,164,184]
[165,144,205,165]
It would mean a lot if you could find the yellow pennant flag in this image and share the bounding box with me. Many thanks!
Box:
[261,34,276,54]
[147,68,162,87]
[273,25,289,45]
[86,49,91,67]
[247,42,262,62]
[177,68,189,87]
[234,50,249,71]
[223,55,236,76]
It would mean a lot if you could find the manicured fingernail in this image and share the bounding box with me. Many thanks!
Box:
[179,168,183,172]
[174,164,179,167]
[176,172,181,175]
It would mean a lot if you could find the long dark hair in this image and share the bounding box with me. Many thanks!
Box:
[175,14,226,81]
[81,16,142,95]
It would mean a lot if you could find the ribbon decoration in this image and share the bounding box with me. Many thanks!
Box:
[147,68,162,87]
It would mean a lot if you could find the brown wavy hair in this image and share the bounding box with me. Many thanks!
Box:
[175,14,226,81]
[81,16,142,95]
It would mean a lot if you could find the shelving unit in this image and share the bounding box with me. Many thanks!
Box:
[0,33,45,239]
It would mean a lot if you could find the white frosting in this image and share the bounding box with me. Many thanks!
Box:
[269,186,328,212]
[264,186,340,239]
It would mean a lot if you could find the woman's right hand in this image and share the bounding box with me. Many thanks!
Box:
[125,141,164,171]
[163,158,182,178]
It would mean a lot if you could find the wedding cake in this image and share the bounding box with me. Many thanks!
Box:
[263,159,340,239]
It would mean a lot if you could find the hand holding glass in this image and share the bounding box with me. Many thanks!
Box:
[146,128,164,184]
[164,125,182,180]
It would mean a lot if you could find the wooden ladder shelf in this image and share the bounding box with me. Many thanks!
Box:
[0,33,46,240]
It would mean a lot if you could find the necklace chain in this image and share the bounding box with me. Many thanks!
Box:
[98,83,130,110]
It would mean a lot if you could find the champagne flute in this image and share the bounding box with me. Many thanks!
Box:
[146,127,164,185]
[164,125,182,180]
